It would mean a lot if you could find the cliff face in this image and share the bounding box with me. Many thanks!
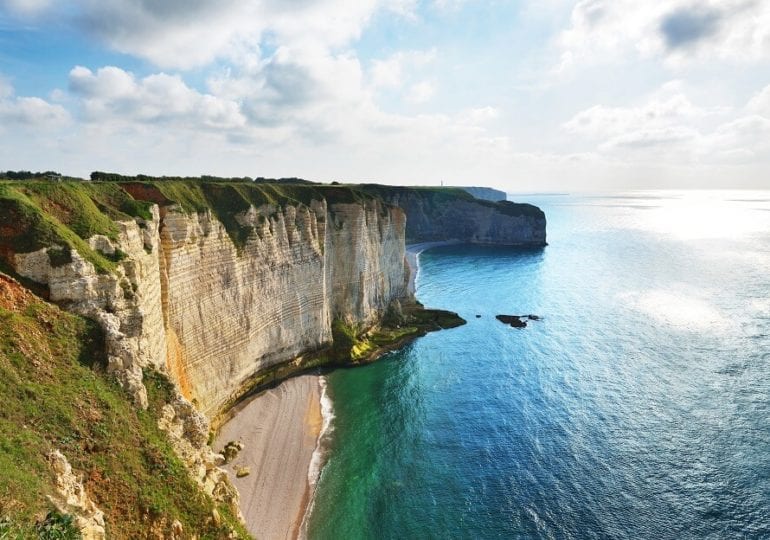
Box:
[14,206,167,408]
[359,185,547,246]
[9,193,405,417]
[159,199,405,416]
[3,185,406,515]
[0,181,543,417]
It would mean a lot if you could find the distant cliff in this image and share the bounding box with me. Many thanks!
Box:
[358,184,546,246]
[459,186,507,202]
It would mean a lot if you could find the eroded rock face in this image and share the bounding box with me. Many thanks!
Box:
[15,206,167,409]
[47,450,106,540]
[159,199,406,416]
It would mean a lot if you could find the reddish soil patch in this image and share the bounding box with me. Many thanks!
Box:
[0,274,35,311]
[120,183,172,206]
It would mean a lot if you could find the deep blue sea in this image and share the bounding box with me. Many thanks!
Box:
[308,191,770,539]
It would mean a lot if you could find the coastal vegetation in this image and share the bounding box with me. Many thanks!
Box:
[0,274,249,539]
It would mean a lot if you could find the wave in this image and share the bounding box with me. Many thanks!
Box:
[299,375,335,538]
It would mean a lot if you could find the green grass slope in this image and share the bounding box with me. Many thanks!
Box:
[0,274,249,539]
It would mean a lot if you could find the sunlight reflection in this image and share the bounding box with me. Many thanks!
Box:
[613,190,770,240]
[618,289,734,332]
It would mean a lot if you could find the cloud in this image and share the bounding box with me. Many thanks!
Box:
[556,0,770,69]
[0,78,69,128]
[563,80,770,163]
[0,96,70,126]
[68,66,245,130]
[1,0,52,16]
[458,106,500,125]
[600,126,700,151]
[370,49,436,90]
[0,76,12,99]
[3,0,413,69]
[659,6,722,51]
[747,83,770,115]
[406,81,435,104]
[563,82,712,139]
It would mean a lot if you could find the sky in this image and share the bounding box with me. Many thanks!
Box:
[0,0,768,192]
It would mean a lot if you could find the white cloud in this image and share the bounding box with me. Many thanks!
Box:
[3,0,415,70]
[370,49,436,90]
[0,96,70,126]
[563,80,770,164]
[68,66,246,130]
[747,83,770,116]
[563,82,713,139]
[406,81,435,104]
[1,0,52,16]
[706,114,770,156]
[458,106,500,125]
[557,0,770,70]
[0,79,69,128]
[0,76,13,99]
[432,0,468,11]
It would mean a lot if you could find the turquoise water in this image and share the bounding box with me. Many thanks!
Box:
[308,191,770,539]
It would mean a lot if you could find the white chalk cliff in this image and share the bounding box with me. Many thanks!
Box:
[14,198,406,416]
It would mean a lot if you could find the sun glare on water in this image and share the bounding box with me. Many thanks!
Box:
[619,190,770,241]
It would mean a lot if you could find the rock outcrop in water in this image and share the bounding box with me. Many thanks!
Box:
[496,314,541,328]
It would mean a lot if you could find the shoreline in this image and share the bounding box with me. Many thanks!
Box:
[298,376,334,538]
[214,375,328,540]
[406,240,461,294]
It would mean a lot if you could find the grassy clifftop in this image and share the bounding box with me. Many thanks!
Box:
[0,180,377,273]
[0,274,248,538]
[0,178,544,277]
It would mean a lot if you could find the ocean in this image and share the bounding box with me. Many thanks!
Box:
[307,191,770,539]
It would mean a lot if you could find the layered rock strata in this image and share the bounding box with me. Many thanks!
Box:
[159,199,405,416]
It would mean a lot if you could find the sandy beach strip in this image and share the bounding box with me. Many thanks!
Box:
[406,240,462,294]
[215,375,324,540]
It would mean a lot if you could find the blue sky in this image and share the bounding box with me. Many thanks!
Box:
[0,0,769,191]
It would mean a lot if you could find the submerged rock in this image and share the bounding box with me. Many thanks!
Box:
[496,315,527,328]
[496,314,542,328]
